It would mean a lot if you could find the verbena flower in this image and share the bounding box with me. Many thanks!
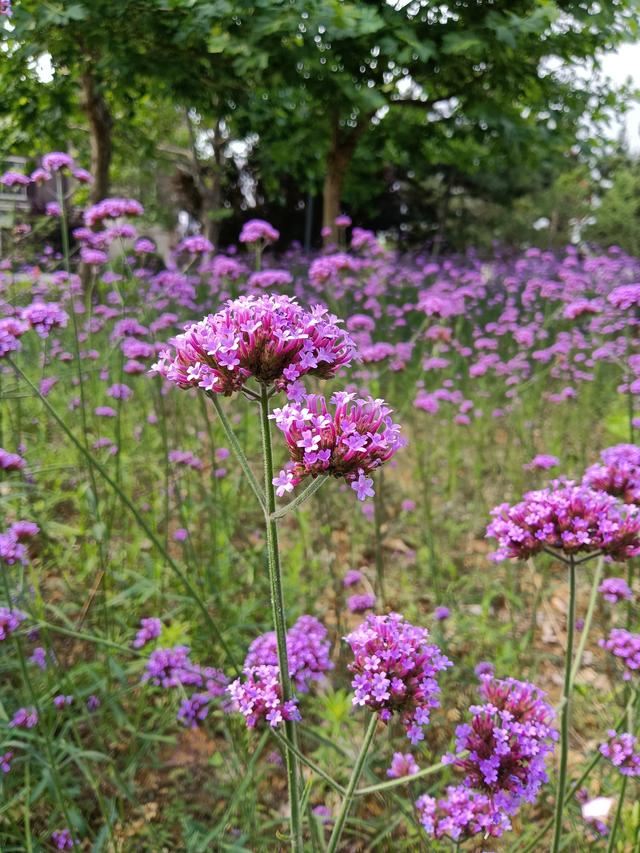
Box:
[599,731,640,776]
[524,454,559,471]
[9,707,38,728]
[347,593,376,613]
[133,617,162,649]
[51,828,77,850]
[486,484,640,561]
[42,152,74,173]
[416,785,512,841]
[598,577,633,604]
[387,752,419,778]
[583,444,640,505]
[151,295,355,395]
[345,612,452,744]
[1,751,12,773]
[444,677,557,815]
[0,448,25,471]
[599,629,640,680]
[177,693,211,728]
[21,302,68,338]
[227,664,301,728]
[243,615,333,693]
[271,392,405,501]
[239,218,279,244]
[84,197,144,227]
[143,646,203,688]
[0,607,26,641]
[577,789,612,838]
[343,569,363,587]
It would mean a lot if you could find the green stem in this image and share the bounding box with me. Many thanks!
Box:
[373,485,385,607]
[271,475,329,519]
[271,730,346,795]
[607,775,628,853]
[354,760,445,796]
[326,714,377,853]
[259,384,303,852]
[210,393,266,513]
[569,555,604,688]
[552,554,577,853]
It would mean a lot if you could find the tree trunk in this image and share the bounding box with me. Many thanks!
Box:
[322,114,371,245]
[81,71,113,203]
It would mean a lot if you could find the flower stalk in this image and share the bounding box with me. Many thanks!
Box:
[326,714,378,853]
[259,383,303,851]
[551,553,577,853]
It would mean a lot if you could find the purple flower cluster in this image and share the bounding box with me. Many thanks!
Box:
[524,454,559,471]
[416,786,512,841]
[387,752,419,778]
[0,1,12,18]
[345,612,452,743]
[599,730,640,776]
[243,614,333,693]
[0,448,25,471]
[417,677,556,844]
[176,235,214,255]
[0,606,26,641]
[21,301,68,338]
[599,628,640,680]
[1,751,12,773]
[133,617,162,649]
[598,577,633,604]
[9,707,38,728]
[51,829,77,850]
[487,484,640,561]
[0,520,39,566]
[271,392,405,501]
[143,645,205,688]
[583,444,640,505]
[347,593,376,613]
[239,218,279,244]
[343,569,363,587]
[152,295,355,395]
[227,664,301,728]
[84,197,144,227]
[443,677,557,815]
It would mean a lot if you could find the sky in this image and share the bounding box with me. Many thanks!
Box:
[601,43,640,151]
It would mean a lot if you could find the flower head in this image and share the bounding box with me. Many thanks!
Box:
[416,785,512,842]
[347,593,376,613]
[239,218,279,244]
[21,302,68,338]
[133,617,162,649]
[227,664,301,728]
[271,393,405,500]
[0,607,26,641]
[599,730,640,776]
[244,615,333,693]
[583,444,640,505]
[598,577,633,604]
[345,612,452,743]
[387,752,419,778]
[444,677,557,814]
[487,484,640,561]
[600,629,640,680]
[152,295,355,395]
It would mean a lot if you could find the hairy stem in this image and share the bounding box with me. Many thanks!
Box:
[551,554,577,853]
[259,384,303,851]
[327,714,377,853]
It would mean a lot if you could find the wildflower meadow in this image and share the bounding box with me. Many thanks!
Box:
[1,155,640,851]
[3,1,640,850]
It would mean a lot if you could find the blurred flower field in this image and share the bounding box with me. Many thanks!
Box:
[1,155,640,851]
